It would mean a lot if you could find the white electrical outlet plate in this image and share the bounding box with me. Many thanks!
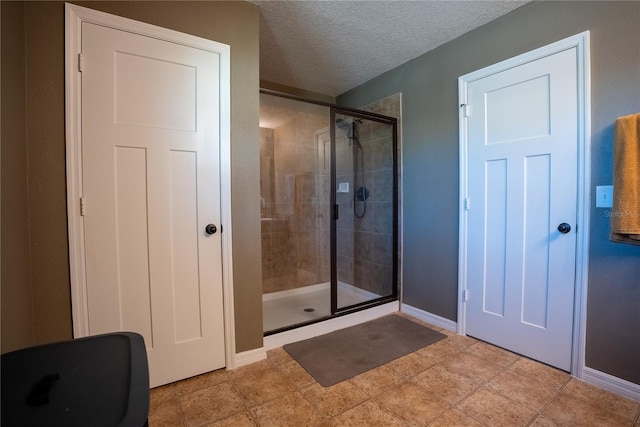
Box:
[596,185,613,208]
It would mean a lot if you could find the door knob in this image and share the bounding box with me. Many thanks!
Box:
[557,223,571,234]
[205,224,217,235]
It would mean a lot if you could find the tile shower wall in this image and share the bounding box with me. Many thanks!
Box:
[260,112,330,294]
[337,94,401,296]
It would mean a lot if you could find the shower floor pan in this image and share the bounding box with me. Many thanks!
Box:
[263,282,380,332]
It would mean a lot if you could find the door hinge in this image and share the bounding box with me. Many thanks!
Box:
[80,197,87,216]
[78,53,85,72]
[463,289,469,302]
[464,197,471,211]
[461,103,470,118]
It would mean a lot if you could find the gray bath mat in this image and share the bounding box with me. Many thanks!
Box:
[283,314,446,387]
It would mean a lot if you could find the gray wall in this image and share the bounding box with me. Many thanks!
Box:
[1,1,263,354]
[338,1,640,385]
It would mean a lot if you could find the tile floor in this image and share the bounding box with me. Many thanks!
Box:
[149,314,640,426]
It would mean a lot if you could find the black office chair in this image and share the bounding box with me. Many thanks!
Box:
[1,332,149,427]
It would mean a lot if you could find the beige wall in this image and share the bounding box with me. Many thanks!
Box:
[1,1,36,353]
[3,1,263,353]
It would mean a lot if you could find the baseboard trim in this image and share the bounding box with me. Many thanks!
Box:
[229,346,267,370]
[581,367,640,402]
[264,301,399,350]
[400,304,457,332]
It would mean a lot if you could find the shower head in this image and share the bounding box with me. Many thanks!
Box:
[336,118,354,139]
[336,118,363,127]
[336,118,364,141]
[336,118,351,130]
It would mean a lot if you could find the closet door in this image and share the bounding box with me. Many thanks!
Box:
[81,21,225,387]
[463,47,578,371]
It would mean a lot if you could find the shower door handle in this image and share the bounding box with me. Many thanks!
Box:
[334,204,339,220]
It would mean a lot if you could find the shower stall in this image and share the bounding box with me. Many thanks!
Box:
[260,90,398,334]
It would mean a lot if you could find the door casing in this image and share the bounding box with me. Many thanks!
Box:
[65,4,237,367]
[457,32,591,377]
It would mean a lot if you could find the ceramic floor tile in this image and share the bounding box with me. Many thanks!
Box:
[205,411,256,427]
[376,381,450,426]
[529,415,561,426]
[427,409,485,427]
[158,313,637,426]
[414,364,480,405]
[430,328,474,344]
[179,381,245,427]
[542,391,632,427]
[411,345,443,366]
[415,338,463,363]
[226,358,272,380]
[150,384,177,408]
[175,369,229,395]
[267,347,294,366]
[301,381,369,417]
[440,351,502,383]
[385,350,438,378]
[441,333,478,350]
[456,388,537,426]
[330,399,405,427]
[232,366,294,407]
[463,341,520,369]
[251,391,328,427]
[507,357,570,390]
[278,360,317,389]
[486,369,558,412]
[348,365,404,397]
[148,398,184,427]
[561,378,639,422]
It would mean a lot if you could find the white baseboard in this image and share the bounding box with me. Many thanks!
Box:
[401,303,457,332]
[581,367,640,402]
[264,301,399,350]
[228,346,267,370]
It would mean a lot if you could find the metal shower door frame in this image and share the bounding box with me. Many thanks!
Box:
[330,107,399,316]
[259,89,398,333]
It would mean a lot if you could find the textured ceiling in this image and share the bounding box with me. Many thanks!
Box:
[257,1,528,97]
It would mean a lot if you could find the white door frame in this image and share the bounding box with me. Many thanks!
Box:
[64,4,237,368]
[457,32,591,378]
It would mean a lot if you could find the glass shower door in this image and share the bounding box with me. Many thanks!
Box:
[259,89,398,334]
[332,110,397,313]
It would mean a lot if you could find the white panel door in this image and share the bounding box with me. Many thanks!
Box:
[81,22,225,387]
[465,48,578,371]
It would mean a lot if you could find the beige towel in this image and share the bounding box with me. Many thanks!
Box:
[611,113,640,245]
